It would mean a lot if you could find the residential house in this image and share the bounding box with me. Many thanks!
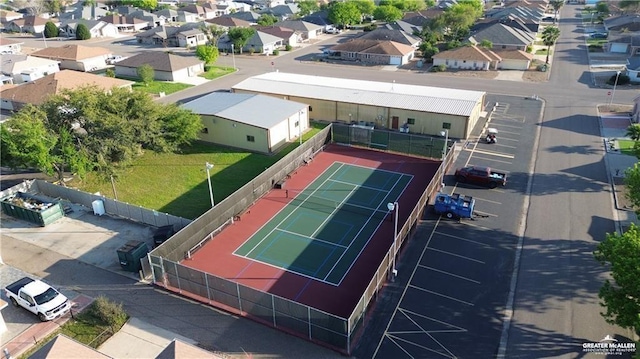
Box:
[58,4,108,21]
[0,10,23,24]
[1,54,61,84]
[176,9,201,23]
[31,45,112,72]
[182,92,309,153]
[176,29,208,47]
[606,34,640,54]
[206,16,253,29]
[473,15,540,34]
[4,16,57,34]
[0,70,133,111]
[493,49,534,70]
[604,14,640,33]
[128,9,166,28]
[253,0,286,8]
[181,4,217,20]
[59,20,119,38]
[99,14,148,32]
[301,10,331,28]
[114,52,204,82]
[135,23,206,46]
[432,45,500,70]
[228,11,261,24]
[329,39,415,65]
[356,28,422,48]
[255,26,300,46]
[386,20,422,36]
[274,20,323,41]
[0,38,23,54]
[468,23,535,51]
[401,9,443,28]
[154,9,180,23]
[218,30,283,54]
[262,4,300,21]
[627,56,640,84]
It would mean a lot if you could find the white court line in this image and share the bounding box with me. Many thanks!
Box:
[465,149,515,159]
[419,265,481,284]
[469,156,513,165]
[409,285,474,306]
[275,228,348,249]
[433,231,492,247]
[328,178,390,193]
[427,247,485,264]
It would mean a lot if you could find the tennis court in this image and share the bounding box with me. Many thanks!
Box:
[235,162,412,286]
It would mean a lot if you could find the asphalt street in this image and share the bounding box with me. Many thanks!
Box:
[2,3,639,358]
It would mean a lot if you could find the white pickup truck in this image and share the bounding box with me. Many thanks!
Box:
[5,277,71,321]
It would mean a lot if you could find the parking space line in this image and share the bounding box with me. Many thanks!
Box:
[488,143,517,149]
[386,334,455,358]
[458,221,493,231]
[469,156,513,165]
[465,149,515,158]
[419,265,481,284]
[409,285,474,306]
[433,231,492,247]
[488,123,522,129]
[427,247,485,263]
[398,309,466,333]
[493,137,519,142]
[490,129,520,136]
[472,197,502,205]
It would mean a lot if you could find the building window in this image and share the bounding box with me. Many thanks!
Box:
[295,121,299,127]
[407,118,415,125]
[202,128,208,134]
[309,106,312,112]
[442,122,451,130]
[247,135,255,142]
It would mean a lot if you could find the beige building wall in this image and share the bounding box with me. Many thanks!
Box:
[199,115,270,153]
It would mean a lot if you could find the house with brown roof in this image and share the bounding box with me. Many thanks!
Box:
[493,48,534,70]
[205,16,252,29]
[0,70,133,111]
[30,45,112,72]
[274,19,323,40]
[329,39,415,65]
[0,38,23,54]
[0,10,23,24]
[4,16,57,34]
[114,52,204,82]
[432,45,501,70]
[181,4,217,20]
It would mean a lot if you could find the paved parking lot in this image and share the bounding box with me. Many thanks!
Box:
[367,94,543,358]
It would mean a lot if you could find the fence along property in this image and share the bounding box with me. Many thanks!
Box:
[145,124,456,354]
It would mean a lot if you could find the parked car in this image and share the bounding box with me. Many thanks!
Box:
[106,55,125,65]
[5,277,71,321]
[455,166,507,189]
[325,26,341,34]
[590,32,608,39]
[542,16,556,22]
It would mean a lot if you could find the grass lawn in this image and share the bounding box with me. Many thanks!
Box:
[200,65,235,80]
[586,39,607,46]
[618,139,637,156]
[72,123,327,219]
[535,48,551,55]
[132,81,192,95]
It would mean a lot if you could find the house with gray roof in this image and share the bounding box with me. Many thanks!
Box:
[606,34,640,54]
[4,16,57,34]
[114,52,204,82]
[1,54,60,84]
[356,28,422,48]
[274,19,322,40]
[604,14,640,32]
[135,23,207,47]
[181,92,309,153]
[154,8,179,23]
[254,25,300,46]
[206,16,252,29]
[99,14,148,32]
[59,19,119,38]
[59,4,108,21]
[261,3,300,21]
[218,30,283,54]
[229,11,261,24]
[468,23,535,51]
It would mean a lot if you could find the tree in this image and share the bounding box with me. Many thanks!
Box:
[328,1,361,28]
[549,0,564,21]
[353,0,376,18]
[200,24,226,46]
[195,45,219,65]
[373,5,403,22]
[626,124,640,141]
[479,39,492,48]
[593,224,640,333]
[105,68,115,78]
[541,25,560,64]
[227,27,256,54]
[107,0,158,10]
[419,42,439,59]
[137,64,154,85]
[2,87,203,181]
[44,0,64,14]
[596,1,609,15]
[619,0,640,13]
[296,0,319,16]
[44,21,59,38]
[257,14,278,26]
[626,164,640,214]
[75,23,91,40]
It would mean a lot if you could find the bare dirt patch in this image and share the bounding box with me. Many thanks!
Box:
[522,69,549,83]
[426,68,499,79]
[614,177,635,212]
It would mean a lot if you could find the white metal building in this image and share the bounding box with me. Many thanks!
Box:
[182,92,309,153]
[231,72,486,139]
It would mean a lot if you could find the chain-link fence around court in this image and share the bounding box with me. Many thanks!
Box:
[145,124,457,355]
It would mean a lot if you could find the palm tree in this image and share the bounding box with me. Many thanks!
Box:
[626,124,640,141]
[542,26,560,64]
[549,0,564,23]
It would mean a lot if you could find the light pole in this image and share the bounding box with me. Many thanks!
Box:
[609,70,621,106]
[440,129,449,160]
[387,202,398,280]
[205,162,214,208]
[231,44,237,69]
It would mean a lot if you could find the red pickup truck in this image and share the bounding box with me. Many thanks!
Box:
[455,166,507,188]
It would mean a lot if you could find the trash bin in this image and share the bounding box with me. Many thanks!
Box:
[153,225,175,247]
[116,240,149,272]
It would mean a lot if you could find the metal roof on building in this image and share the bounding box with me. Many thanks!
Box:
[181,92,307,129]
[232,72,485,117]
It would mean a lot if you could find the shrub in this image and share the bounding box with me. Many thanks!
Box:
[76,23,91,40]
[44,21,58,38]
[607,74,630,86]
[89,296,128,333]
[105,69,115,78]
[363,24,378,31]
[431,64,447,72]
[273,49,279,56]
[285,44,292,51]
[525,45,533,53]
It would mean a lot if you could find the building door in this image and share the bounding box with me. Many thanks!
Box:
[391,116,399,130]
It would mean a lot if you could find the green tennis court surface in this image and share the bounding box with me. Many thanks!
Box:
[235,162,413,286]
